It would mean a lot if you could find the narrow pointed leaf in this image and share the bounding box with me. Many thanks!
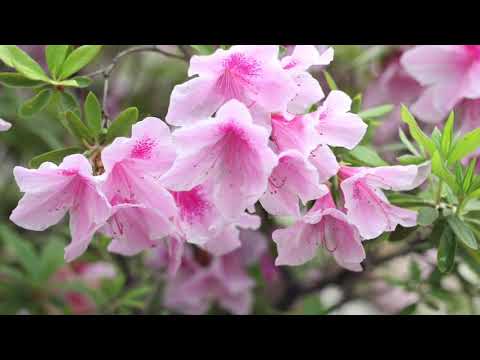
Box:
[46,45,70,79]
[84,92,102,137]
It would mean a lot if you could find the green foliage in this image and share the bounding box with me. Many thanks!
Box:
[190,45,215,55]
[105,107,139,144]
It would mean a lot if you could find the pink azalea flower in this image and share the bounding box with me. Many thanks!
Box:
[0,118,12,132]
[273,191,365,271]
[162,99,278,219]
[198,212,261,257]
[363,51,423,145]
[260,149,329,217]
[163,246,255,315]
[339,164,429,240]
[270,112,321,156]
[10,154,111,261]
[166,45,297,126]
[146,235,186,276]
[281,45,334,114]
[312,90,368,150]
[401,45,480,123]
[100,117,177,256]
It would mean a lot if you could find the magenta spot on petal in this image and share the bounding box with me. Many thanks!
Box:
[172,186,211,223]
[216,52,261,100]
[464,45,480,60]
[60,169,78,176]
[131,137,156,159]
[283,59,298,70]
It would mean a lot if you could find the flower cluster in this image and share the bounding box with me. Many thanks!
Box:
[9,45,429,297]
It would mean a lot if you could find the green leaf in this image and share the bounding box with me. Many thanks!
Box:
[323,70,338,91]
[1,45,50,82]
[417,207,439,226]
[400,105,436,156]
[58,91,80,117]
[399,303,417,315]
[46,45,70,79]
[351,93,362,114]
[105,107,139,144]
[463,158,477,193]
[398,128,420,157]
[190,45,215,55]
[357,104,393,120]
[437,225,456,273]
[38,238,65,282]
[0,72,44,87]
[441,111,455,156]
[0,225,40,277]
[65,111,95,144]
[448,128,480,165]
[0,45,15,67]
[431,127,442,150]
[55,76,92,88]
[397,154,425,165]
[59,45,102,79]
[29,147,82,168]
[431,151,459,193]
[18,88,53,118]
[350,145,388,166]
[447,215,478,250]
[84,92,102,137]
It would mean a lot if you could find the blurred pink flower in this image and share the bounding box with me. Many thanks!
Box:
[0,118,12,132]
[401,45,480,124]
[53,261,116,315]
[363,52,423,144]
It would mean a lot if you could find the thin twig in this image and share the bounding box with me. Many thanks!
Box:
[83,45,188,126]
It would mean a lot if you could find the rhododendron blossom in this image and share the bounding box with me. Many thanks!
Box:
[281,45,334,114]
[10,155,111,261]
[339,165,429,240]
[273,192,365,271]
[162,99,278,219]
[313,90,367,150]
[100,117,177,255]
[260,149,329,218]
[162,246,255,315]
[401,45,480,123]
[0,118,11,131]
[166,45,297,126]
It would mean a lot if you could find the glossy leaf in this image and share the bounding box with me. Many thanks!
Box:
[105,107,139,144]
[84,92,102,137]
[447,215,478,250]
[0,72,44,88]
[29,147,82,168]
[400,105,436,156]
[59,45,102,79]
[437,225,456,273]
[46,45,70,79]
[18,89,52,118]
